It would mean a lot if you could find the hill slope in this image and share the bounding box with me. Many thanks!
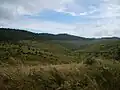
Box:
[0,28,120,65]
[0,28,88,41]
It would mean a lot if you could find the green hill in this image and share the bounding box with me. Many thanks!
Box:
[0,28,89,41]
[0,28,119,50]
[0,28,120,65]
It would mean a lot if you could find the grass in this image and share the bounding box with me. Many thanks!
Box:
[0,60,120,90]
[0,40,80,65]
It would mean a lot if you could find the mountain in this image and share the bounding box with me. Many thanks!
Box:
[0,28,120,50]
[0,28,88,41]
[38,33,86,40]
[0,28,120,41]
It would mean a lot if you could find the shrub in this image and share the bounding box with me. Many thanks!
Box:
[83,56,96,65]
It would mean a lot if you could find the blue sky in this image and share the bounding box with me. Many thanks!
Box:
[0,0,120,37]
[24,9,96,24]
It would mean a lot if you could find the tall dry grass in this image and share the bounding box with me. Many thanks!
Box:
[0,60,120,90]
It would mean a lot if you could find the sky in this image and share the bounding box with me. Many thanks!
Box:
[0,0,120,38]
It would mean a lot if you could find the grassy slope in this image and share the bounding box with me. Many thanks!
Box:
[0,35,120,65]
[72,39,120,60]
[0,40,79,65]
[77,39,120,52]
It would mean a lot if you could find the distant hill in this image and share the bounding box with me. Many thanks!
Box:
[0,28,120,50]
[38,33,89,40]
[0,28,38,41]
[0,28,119,41]
[0,28,89,41]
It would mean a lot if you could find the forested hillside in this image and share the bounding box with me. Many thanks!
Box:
[0,28,89,41]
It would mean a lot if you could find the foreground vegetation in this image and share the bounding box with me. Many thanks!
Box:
[0,60,120,90]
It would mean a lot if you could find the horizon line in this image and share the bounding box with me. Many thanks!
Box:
[0,27,120,39]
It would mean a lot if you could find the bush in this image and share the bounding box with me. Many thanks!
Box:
[83,56,96,65]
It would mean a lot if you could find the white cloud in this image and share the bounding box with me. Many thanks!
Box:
[0,0,120,37]
[89,0,120,18]
[4,17,120,38]
[6,18,78,35]
[0,0,100,20]
[0,0,120,18]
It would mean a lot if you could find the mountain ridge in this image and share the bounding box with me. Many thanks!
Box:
[0,28,120,41]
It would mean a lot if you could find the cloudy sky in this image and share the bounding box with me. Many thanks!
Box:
[0,0,120,37]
